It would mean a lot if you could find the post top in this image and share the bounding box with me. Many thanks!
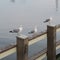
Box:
[17,34,28,39]
[47,24,56,27]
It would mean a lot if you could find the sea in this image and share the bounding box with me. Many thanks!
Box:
[0,0,60,60]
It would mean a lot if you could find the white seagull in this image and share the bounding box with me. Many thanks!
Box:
[28,26,37,34]
[43,17,52,25]
[9,25,23,35]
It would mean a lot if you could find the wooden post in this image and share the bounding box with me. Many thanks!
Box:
[47,25,56,60]
[16,35,28,60]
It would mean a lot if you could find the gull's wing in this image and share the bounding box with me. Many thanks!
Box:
[43,19,50,23]
[9,29,19,33]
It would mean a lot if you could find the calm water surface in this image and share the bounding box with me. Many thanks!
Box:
[0,0,60,60]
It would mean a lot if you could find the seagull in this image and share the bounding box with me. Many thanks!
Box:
[28,26,37,34]
[11,0,15,3]
[43,17,52,25]
[9,25,23,35]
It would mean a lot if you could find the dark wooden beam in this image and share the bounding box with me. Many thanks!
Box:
[16,35,28,60]
[47,25,56,60]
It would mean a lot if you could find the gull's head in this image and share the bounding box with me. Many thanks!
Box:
[34,26,37,33]
[19,25,23,32]
[50,17,52,21]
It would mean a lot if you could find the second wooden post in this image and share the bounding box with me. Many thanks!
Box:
[47,25,56,60]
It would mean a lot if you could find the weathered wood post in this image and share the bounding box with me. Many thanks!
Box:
[47,25,56,60]
[16,35,28,60]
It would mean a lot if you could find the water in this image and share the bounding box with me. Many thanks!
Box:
[0,0,60,60]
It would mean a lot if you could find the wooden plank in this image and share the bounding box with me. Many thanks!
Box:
[0,47,16,59]
[56,27,60,32]
[31,45,60,60]
[29,34,47,45]
[56,45,60,50]
[36,53,46,60]
[28,28,60,45]
[0,41,60,60]
[31,41,60,60]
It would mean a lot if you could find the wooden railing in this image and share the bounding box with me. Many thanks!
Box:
[0,40,60,60]
[0,24,60,60]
